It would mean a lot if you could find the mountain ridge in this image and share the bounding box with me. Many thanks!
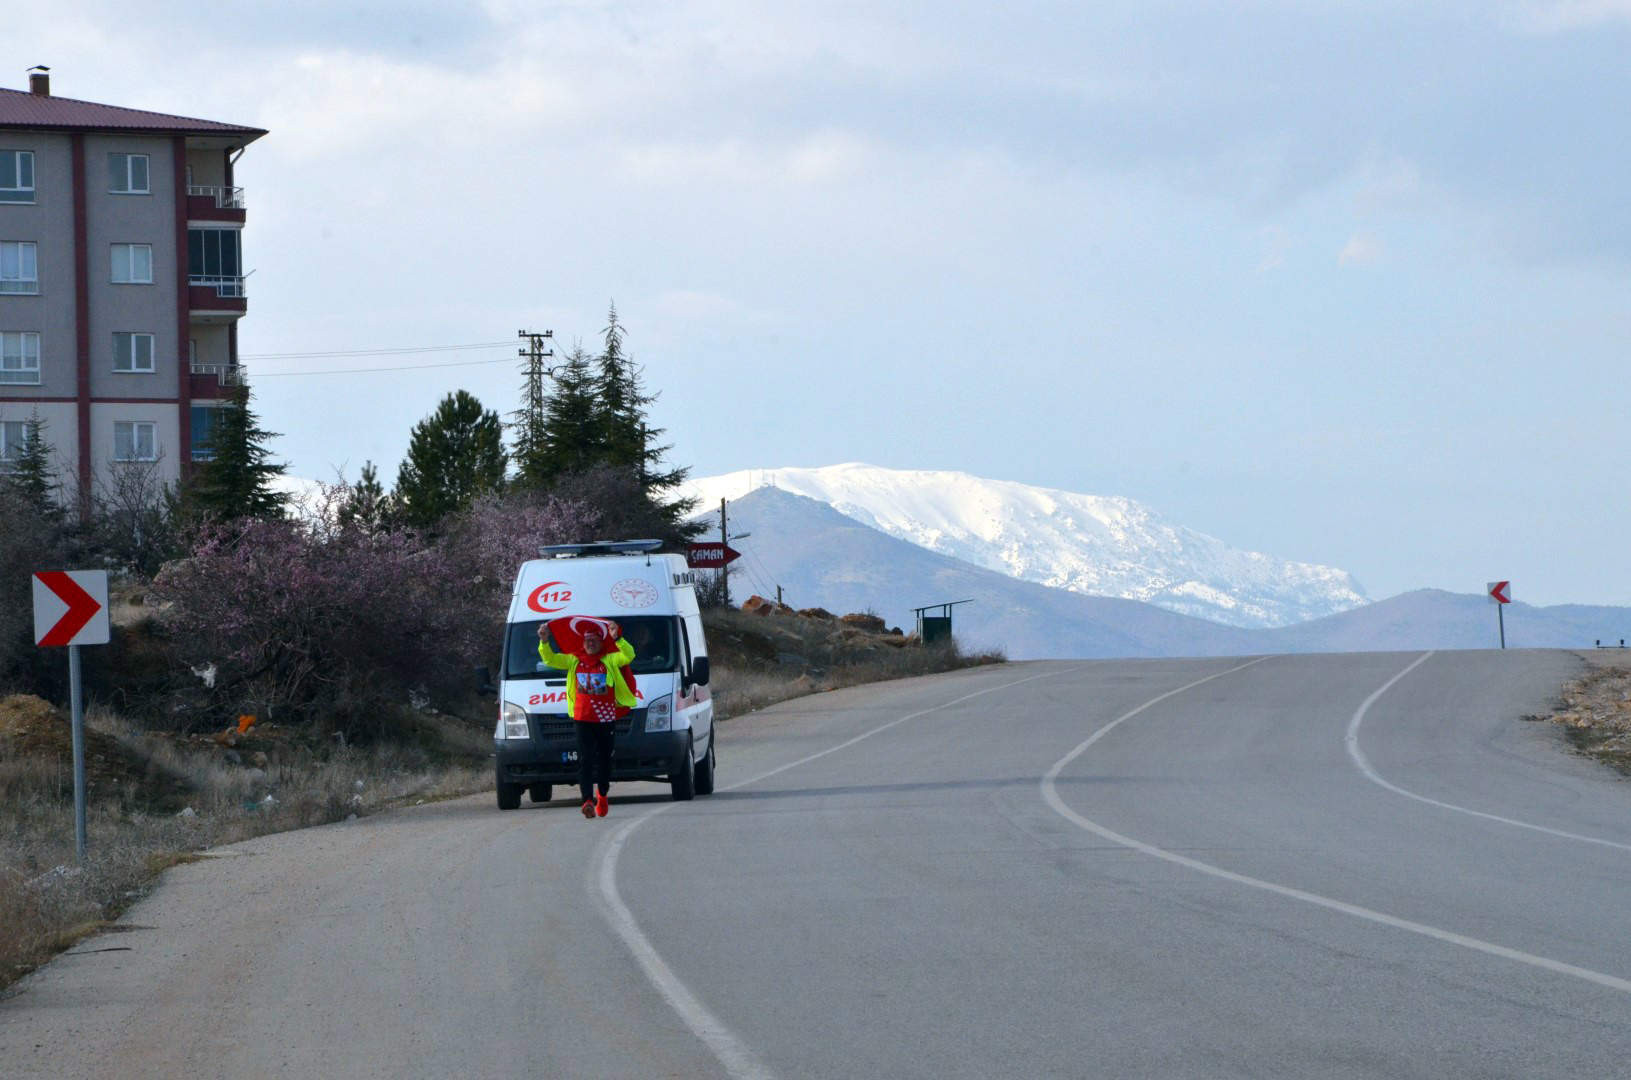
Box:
[690,463,1366,629]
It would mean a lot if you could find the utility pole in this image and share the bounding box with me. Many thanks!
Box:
[720,498,730,610]
[515,329,554,481]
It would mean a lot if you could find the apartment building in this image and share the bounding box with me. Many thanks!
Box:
[0,67,266,508]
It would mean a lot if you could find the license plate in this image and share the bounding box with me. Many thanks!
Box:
[560,750,579,763]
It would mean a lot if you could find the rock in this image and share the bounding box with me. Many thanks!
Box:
[796,607,835,620]
[841,613,888,633]
[251,751,270,769]
[177,806,196,818]
[740,595,776,616]
[222,748,243,765]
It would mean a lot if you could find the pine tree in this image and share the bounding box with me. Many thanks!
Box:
[394,390,507,530]
[186,384,288,522]
[338,460,392,532]
[519,345,602,486]
[590,304,699,536]
[7,413,61,523]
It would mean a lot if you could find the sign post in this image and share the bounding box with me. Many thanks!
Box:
[33,570,110,862]
[1487,580,1512,649]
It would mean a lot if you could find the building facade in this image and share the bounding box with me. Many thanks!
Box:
[0,68,265,508]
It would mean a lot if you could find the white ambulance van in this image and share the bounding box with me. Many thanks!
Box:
[491,540,715,810]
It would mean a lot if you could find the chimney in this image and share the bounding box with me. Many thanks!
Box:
[28,66,49,96]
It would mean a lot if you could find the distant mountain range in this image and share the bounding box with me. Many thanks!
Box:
[708,486,1631,660]
[689,464,1366,629]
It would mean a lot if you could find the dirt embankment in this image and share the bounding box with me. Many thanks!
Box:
[1533,651,1631,773]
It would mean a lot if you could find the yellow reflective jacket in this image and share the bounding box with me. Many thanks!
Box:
[538,637,637,717]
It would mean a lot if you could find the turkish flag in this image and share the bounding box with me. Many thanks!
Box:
[547,615,621,655]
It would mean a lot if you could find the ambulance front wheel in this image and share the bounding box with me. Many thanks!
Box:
[694,735,716,796]
[671,733,696,801]
[496,778,523,811]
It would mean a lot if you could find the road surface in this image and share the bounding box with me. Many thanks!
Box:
[4,649,1630,1078]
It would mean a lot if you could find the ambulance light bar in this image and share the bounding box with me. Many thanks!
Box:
[539,539,664,559]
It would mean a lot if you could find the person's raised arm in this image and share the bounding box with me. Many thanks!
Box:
[536,625,570,670]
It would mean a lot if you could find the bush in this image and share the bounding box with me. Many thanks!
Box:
[148,488,601,736]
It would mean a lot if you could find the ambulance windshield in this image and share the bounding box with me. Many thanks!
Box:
[505,616,681,679]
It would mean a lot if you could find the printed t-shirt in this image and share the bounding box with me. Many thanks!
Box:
[574,656,618,723]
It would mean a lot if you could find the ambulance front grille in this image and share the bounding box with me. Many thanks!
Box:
[532,717,636,741]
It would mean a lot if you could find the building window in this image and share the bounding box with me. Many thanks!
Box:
[1,241,38,293]
[0,419,26,472]
[188,227,242,294]
[109,153,150,194]
[113,332,156,373]
[190,405,231,461]
[111,243,153,284]
[113,421,157,462]
[1,331,41,384]
[0,151,34,203]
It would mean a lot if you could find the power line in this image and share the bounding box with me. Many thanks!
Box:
[250,356,519,377]
[239,341,515,360]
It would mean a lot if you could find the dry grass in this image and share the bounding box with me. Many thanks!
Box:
[1540,651,1631,774]
[705,607,1005,720]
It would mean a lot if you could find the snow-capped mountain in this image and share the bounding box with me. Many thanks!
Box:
[687,463,1367,629]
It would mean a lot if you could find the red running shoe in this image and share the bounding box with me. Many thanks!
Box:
[595,792,609,817]
[581,799,596,819]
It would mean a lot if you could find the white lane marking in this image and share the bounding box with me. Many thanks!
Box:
[1345,651,1631,854]
[1040,656,1631,996]
[593,662,1092,1080]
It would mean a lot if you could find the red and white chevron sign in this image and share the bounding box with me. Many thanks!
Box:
[1487,580,1512,605]
[33,570,110,647]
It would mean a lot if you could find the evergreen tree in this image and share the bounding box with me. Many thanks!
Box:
[394,390,507,530]
[338,460,392,532]
[514,345,601,488]
[6,413,61,523]
[186,384,288,522]
[589,304,699,536]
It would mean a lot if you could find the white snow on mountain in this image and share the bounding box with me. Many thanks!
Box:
[688,463,1367,629]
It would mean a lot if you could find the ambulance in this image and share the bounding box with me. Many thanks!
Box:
[490,540,715,810]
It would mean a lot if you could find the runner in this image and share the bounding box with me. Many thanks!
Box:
[537,616,637,818]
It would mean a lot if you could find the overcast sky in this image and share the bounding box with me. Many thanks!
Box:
[10,2,1631,608]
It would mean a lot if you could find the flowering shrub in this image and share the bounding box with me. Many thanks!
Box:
[150,489,598,733]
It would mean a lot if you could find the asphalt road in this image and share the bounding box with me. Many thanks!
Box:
[5,650,1630,1078]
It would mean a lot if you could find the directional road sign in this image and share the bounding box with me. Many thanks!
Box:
[1487,580,1512,605]
[687,543,742,569]
[33,570,110,646]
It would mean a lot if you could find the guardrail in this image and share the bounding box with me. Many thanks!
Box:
[189,362,247,386]
[1594,639,1628,649]
[189,274,246,299]
[187,185,245,209]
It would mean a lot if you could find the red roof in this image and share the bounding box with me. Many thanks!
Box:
[0,87,266,143]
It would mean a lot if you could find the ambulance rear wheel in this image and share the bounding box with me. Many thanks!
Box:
[528,784,552,804]
[694,735,716,796]
[671,734,696,801]
[496,780,523,811]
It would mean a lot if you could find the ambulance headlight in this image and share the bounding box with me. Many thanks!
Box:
[645,694,672,732]
[499,702,530,740]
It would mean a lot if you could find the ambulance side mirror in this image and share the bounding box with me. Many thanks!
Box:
[475,666,497,698]
[690,656,710,688]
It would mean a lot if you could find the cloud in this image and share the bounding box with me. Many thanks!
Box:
[1507,1,1631,32]
[1338,232,1384,265]
[1255,225,1295,271]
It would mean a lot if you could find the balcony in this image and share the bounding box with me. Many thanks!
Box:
[189,362,246,398]
[185,185,246,223]
[188,274,247,318]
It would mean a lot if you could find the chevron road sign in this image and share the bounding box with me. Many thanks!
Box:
[33,570,110,647]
